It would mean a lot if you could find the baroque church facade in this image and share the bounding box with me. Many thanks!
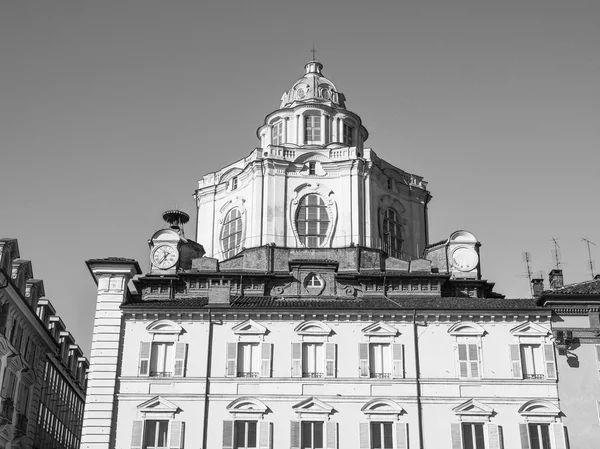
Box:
[79,60,580,449]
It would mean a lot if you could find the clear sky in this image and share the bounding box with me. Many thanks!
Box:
[1,0,599,356]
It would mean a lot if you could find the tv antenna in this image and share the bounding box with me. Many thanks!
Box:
[551,237,562,269]
[522,252,534,296]
[582,237,596,278]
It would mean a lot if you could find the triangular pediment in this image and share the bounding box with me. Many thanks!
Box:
[293,397,334,415]
[361,321,399,337]
[7,355,25,373]
[510,321,550,337]
[232,319,268,336]
[138,396,180,414]
[453,399,494,416]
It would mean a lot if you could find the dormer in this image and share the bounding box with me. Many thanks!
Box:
[77,356,89,387]
[49,316,66,345]
[0,238,19,274]
[25,278,44,310]
[37,299,56,329]
[60,331,74,363]
[11,259,33,295]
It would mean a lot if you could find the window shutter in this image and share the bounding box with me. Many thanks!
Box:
[259,421,272,449]
[359,343,369,378]
[392,343,403,379]
[394,422,408,449]
[359,422,370,449]
[226,342,238,377]
[0,371,9,398]
[469,344,479,378]
[290,420,301,449]
[261,343,273,378]
[170,421,185,449]
[325,343,336,378]
[457,344,468,378]
[543,344,557,379]
[131,420,144,449]
[15,383,24,412]
[486,423,501,449]
[450,423,462,449]
[551,423,567,449]
[222,420,234,449]
[291,343,302,378]
[173,342,188,377]
[509,344,523,379]
[138,342,151,376]
[326,421,337,449]
[519,423,530,449]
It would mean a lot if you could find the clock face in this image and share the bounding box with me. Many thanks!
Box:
[451,247,479,272]
[151,244,179,269]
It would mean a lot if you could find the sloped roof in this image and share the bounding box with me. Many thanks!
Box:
[543,278,600,296]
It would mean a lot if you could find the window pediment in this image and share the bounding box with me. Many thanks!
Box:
[453,399,494,417]
[361,321,399,337]
[518,400,561,417]
[146,320,183,335]
[361,399,404,418]
[448,322,485,337]
[293,397,334,417]
[232,319,268,336]
[138,396,180,417]
[510,322,550,337]
[226,397,269,417]
[294,321,332,337]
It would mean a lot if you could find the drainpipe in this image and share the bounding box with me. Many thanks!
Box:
[202,309,213,449]
[413,309,424,449]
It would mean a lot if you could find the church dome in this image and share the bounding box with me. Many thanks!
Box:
[280,60,347,109]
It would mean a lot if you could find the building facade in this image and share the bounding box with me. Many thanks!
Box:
[80,60,572,449]
[0,238,88,449]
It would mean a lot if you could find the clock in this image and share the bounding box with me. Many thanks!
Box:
[151,244,179,269]
[451,247,479,272]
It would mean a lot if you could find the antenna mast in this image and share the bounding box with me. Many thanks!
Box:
[551,237,562,269]
[522,252,534,296]
[582,237,596,278]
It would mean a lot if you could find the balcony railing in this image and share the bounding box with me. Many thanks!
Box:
[302,372,324,378]
[0,398,14,422]
[237,372,259,378]
[15,413,28,434]
[371,373,392,378]
[525,374,545,380]
[149,371,172,378]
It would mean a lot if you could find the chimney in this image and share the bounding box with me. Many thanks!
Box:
[549,269,564,290]
[208,282,231,307]
[531,278,544,298]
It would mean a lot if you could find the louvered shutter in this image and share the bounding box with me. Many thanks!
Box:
[259,421,272,449]
[509,344,523,378]
[226,343,238,377]
[260,343,272,377]
[326,421,337,449]
[469,344,479,378]
[392,343,403,378]
[290,420,301,449]
[139,342,151,376]
[222,420,234,449]
[487,423,501,449]
[457,344,468,377]
[359,422,370,449]
[325,343,336,378]
[394,422,408,449]
[519,423,530,449]
[450,423,462,449]
[173,342,188,377]
[131,420,144,449]
[543,344,557,379]
[291,343,302,378]
[359,343,370,378]
[170,421,185,449]
[551,423,567,449]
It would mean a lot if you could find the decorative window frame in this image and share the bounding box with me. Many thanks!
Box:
[453,399,494,423]
[294,321,333,341]
[518,400,561,424]
[226,397,269,420]
[361,398,404,421]
[146,320,184,343]
[359,322,403,379]
[510,321,551,341]
[448,322,485,379]
[290,183,338,249]
[137,396,180,420]
[378,196,407,255]
[132,396,185,449]
[232,319,269,342]
[303,272,326,296]
[219,197,247,258]
[292,397,334,420]
[362,321,400,341]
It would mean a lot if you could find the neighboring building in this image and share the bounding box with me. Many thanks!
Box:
[80,60,571,449]
[536,270,600,448]
[0,238,88,449]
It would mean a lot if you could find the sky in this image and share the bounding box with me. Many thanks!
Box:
[1,0,599,357]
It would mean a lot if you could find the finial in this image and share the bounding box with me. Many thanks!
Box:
[311,45,317,61]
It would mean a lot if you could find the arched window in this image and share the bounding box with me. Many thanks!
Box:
[296,195,329,248]
[221,209,243,259]
[271,120,283,145]
[383,209,403,258]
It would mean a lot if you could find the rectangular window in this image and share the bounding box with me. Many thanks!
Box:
[305,115,321,144]
[457,343,480,378]
[370,422,393,449]
[521,344,544,379]
[235,421,257,449]
[343,123,354,146]
[528,423,551,449]
[302,343,324,377]
[302,421,324,449]
[150,342,174,377]
[369,344,391,378]
[272,121,283,146]
[462,423,485,449]
[144,420,168,449]
[237,343,259,377]
[231,176,238,190]
[308,162,316,175]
